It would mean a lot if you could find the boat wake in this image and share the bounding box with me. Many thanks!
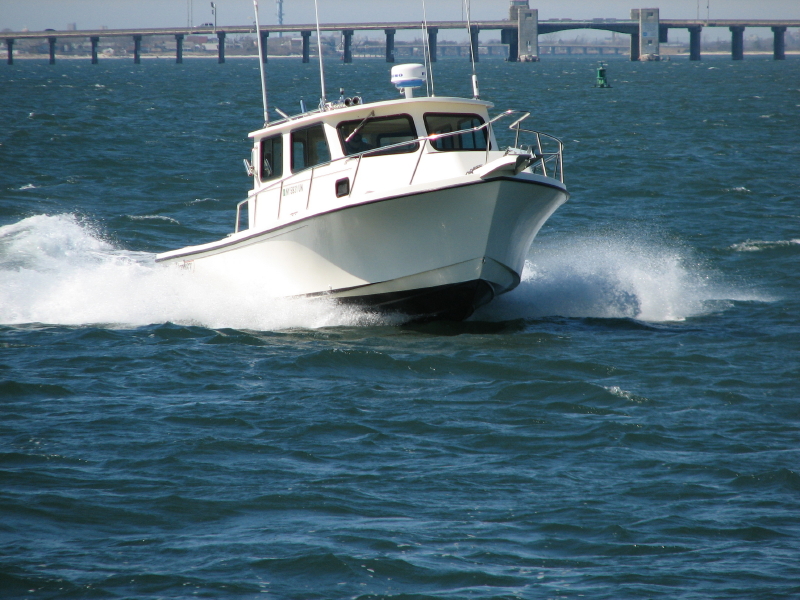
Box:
[475,233,768,323]
[0,214,395,330]
[0,215,767,329]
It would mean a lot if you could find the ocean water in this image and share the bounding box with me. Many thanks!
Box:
[1,54,799,599]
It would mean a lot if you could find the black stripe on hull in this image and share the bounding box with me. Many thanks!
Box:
[335,279,498,322]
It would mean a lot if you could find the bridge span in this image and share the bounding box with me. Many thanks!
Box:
[4,5,799,66]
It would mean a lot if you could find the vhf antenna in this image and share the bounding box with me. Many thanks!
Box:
[253,0,269,125]
[464,0,479,99]
[314,0,328,109]
[422,0,435,96]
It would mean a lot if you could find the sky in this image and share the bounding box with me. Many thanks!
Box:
[1,0,797,38]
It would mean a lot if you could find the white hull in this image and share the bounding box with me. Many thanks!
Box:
[158,174,567,320]
[157,92,569,320]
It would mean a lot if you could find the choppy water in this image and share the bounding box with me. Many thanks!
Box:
[1,54,799,599]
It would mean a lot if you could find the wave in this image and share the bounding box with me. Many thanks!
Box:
[475,233,767,323]
[730,239,800,252]
[0,215,767,329]
[125,215,181,224]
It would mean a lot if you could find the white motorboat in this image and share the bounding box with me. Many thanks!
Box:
[156,62,568,321]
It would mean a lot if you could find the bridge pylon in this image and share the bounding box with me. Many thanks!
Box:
[517,8,539,61]
[631,8,660,60]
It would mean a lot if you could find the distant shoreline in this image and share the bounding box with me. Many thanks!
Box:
[8,50,799,61]
[9,54,307,60]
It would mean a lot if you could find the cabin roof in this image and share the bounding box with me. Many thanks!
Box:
[248,96,495,139]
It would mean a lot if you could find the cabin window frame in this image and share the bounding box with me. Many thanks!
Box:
[423,112,489,152]
[290,124,331,173]
[336,113,419,157]
[259,134,284,182]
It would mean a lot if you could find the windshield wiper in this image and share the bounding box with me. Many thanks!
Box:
[345,111,375,144]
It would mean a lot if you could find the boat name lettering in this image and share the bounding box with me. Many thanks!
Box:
[283,184,304,196]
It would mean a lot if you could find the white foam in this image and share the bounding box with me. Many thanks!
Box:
[730,239,800,252]
[474,232,767,323]
[605,386,648,404]
[0,214,397,330]
[125,215,181,224]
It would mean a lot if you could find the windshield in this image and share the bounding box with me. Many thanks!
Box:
[424,113,488,151]
[337,114,419,157]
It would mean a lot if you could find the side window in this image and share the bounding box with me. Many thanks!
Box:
[337,114,419,157]
[260,135,283,182]
[423,113,488,152]
[291,125,331,172]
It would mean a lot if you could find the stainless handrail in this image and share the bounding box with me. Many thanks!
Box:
[501,110,565,183]
[514,127,563,182]
[234,198,248,233]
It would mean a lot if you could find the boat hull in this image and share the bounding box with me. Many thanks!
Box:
[336,279,496,321]
[157,176,567,320]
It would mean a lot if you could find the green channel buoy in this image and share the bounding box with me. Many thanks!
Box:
[594,62,611,88]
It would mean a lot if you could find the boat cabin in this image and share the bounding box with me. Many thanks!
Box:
[240,97,500,233]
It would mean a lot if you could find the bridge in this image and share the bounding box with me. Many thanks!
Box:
[350,41,630,59]
[4,5,799,66]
